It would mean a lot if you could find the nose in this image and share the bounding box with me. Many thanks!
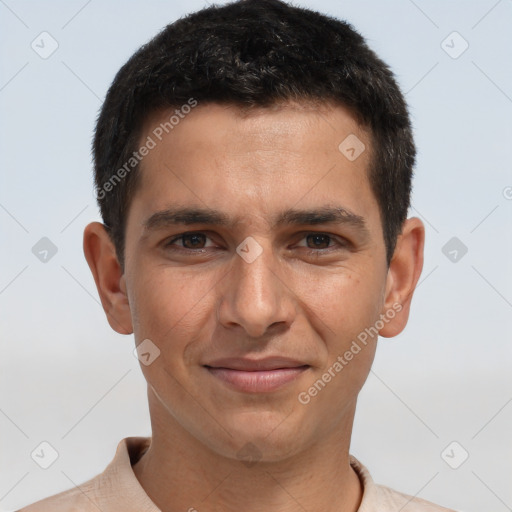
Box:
[217,239,296,338]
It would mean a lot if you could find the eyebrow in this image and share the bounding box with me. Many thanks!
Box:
[142,205,370,237]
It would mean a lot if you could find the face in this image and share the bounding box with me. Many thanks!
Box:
[86,102,423,462]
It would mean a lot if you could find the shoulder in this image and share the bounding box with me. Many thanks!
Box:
[16,474,101,512]
[349,455,458,512]
[372,483,458,511]
[16,436,153,512]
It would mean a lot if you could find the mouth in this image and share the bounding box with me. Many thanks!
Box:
[203,357,310,393]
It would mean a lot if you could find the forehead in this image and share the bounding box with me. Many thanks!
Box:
[142,101,370,161]
[127,102,380,235]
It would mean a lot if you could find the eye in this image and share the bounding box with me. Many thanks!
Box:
[162,231,348,255]
[303,233,334,249]
[165,232,216,250]
[296,232,347,251]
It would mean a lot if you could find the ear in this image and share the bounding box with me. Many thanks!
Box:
[379,217,425,338]
[83,222,133,335]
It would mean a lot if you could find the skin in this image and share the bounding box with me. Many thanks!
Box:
[83,102,424,512]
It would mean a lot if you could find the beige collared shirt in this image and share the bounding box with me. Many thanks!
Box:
[18,436,456,511]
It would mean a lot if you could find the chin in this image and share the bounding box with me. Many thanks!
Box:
[210,409,306,462]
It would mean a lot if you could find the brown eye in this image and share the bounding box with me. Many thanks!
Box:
[165,232,214,250]
[305,234,333,249]
[181,233,207,249]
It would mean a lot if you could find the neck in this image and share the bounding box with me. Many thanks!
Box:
[133,387,363,512]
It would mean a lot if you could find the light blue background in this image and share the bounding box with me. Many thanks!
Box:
[1,1,511,511]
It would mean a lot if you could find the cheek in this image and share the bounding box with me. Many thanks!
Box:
[129,267,214,346]
[297,265,383,341]
[298,271,381,406]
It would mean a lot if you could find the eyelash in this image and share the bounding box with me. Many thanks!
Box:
[163,231,348,255]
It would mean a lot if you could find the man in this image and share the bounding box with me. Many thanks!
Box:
[19,0,456,510]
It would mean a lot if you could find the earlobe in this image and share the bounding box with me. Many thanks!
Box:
[379,217,425,338]
[83,222,133,335]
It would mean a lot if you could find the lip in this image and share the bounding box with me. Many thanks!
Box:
[205,356,308,371]
[204,357,310,393]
